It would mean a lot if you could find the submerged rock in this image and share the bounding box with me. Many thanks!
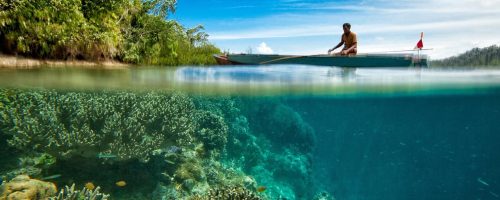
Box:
[0,175,57,200]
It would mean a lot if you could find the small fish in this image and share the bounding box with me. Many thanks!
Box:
[256,186,267,192]
[85,182,95,190]
[97,153,117,159]
[41,174,62,180]
[116,180,126,187]
[478,178,489,186]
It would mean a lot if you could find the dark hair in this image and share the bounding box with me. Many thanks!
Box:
[343,23,351,29]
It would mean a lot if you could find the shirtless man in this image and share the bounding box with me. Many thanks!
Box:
[328,23,357,55]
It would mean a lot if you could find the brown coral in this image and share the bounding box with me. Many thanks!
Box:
[0,175,57,200]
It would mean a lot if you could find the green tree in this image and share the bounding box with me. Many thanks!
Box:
[432,45,500,67]
[0,0,219,65]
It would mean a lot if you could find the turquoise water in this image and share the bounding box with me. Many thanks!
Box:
[1,65,500,199]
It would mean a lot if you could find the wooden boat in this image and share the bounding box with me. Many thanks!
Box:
[214,53,428,67]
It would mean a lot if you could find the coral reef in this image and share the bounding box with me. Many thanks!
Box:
[193,97,263,171]
[0,175,57,200]
[2,153,58,181]
[0,89,7,110]
[174,159,206,189]
[0,90,317,200]
[268,149,311,187]
[312,191,336,200]
[244,102,316,152]
[225,115,264,171]
[230,98,316,199]
[193,110,228,157]
[49,184,109,200]
[192,97,316,199]
[19,153,56,171]
[152,144,256,199]
[1,90,198,162]
[188,186,263,200]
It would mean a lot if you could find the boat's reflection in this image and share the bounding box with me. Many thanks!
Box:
[326,67,357,79]
[174,65,357,85]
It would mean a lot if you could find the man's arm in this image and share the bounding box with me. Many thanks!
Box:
[328,41,344,54]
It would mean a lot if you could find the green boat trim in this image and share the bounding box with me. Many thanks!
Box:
[214,53,428,68]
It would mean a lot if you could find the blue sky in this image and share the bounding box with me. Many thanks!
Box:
[173,0,500,59]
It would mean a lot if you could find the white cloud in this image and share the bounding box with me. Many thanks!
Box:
[207,0,500,58]
[257,42,274,54]
[210,16,500,40]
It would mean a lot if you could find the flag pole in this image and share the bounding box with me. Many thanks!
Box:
[418,32,423,66]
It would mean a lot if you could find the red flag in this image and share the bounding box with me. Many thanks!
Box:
[415,32,424,49]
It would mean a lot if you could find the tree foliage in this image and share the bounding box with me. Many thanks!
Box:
[0,0,219,65]
[431,45,500,67]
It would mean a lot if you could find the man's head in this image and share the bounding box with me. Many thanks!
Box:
[343,23,351,34]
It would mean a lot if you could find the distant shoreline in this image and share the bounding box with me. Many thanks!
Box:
[0,54,131,69]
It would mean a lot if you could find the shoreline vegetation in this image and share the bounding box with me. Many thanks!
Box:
[430,45,500,67]
[3,44,499,69]
[0,0,220,68]
[0,53,129,69]
[1,1,498,69]
[3,44,500,69]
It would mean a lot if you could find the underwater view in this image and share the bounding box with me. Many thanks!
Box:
[1,65,500,200]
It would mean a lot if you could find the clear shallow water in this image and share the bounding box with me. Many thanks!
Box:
[1,65,500,200]
[1,65,500,95]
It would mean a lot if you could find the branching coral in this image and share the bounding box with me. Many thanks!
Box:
[174,158,206,185]
[0,89,8,110]
[0,89,197,162]
[188,186,263,200]
[1,90,318,199]
[192,97,262,170]
[206,186,262,200]
[2,153,57,180]
[49,184,110,200]
[193,110,228,153]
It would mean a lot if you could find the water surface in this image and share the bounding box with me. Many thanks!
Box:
[1,65,499,200]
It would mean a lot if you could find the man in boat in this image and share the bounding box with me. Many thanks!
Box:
[328,23,357,56]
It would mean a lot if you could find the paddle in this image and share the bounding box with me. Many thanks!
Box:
[259,54,328,64]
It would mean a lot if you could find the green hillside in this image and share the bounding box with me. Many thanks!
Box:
[431,45,500,67]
